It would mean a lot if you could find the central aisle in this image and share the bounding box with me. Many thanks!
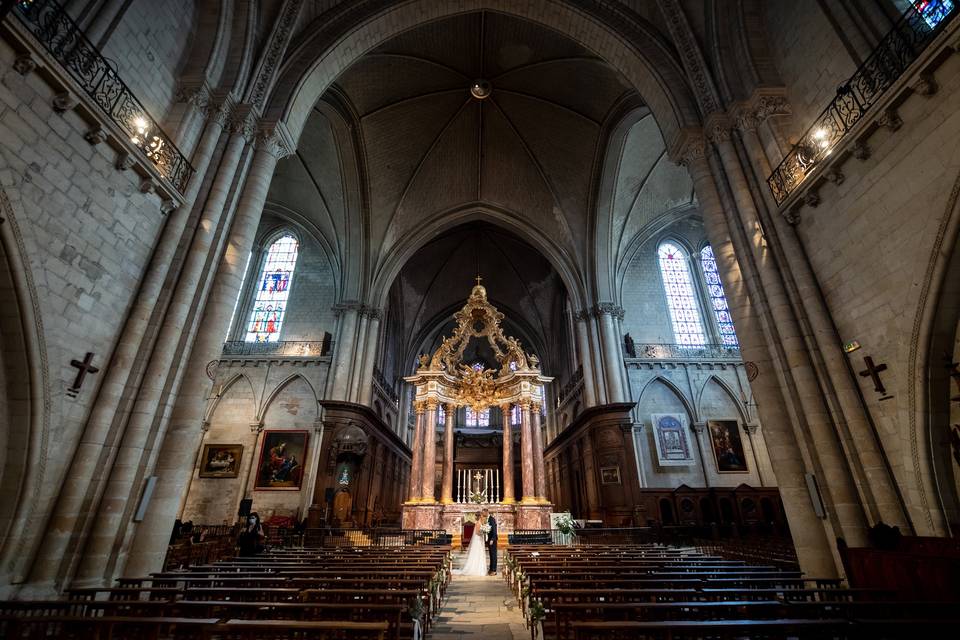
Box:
[430,552,527,640]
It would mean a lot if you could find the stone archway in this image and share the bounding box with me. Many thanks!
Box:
[265,1,702,150]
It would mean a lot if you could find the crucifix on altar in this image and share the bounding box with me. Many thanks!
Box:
[401,281,554,533]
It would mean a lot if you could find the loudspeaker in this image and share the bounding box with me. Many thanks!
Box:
[238,498,253,517]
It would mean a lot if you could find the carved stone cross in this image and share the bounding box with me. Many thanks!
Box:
[68,352,99,397]
[859,356,891,399]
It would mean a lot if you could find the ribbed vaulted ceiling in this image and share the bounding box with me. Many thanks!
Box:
[335,10,633,259]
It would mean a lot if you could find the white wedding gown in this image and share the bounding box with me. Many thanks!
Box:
[458,528,488,576]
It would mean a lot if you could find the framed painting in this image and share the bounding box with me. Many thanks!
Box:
[707,420,748,473]
[600,466,621,485]
[255,430,308,490]
[199,444,242,478]
[651,413,694,466]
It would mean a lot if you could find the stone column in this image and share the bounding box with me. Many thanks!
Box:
[677,135,839,576]
[531,404,547,500]
[330,305,360,400]
[349,310,370,402]
[573,314,597,406]
[420,401,438,502]
[77,111,258,584]
[500,402,515,504]
[407,402,425,502]
[737,113,907,529]
[520,401,536,502]
[28,98,227,586]
[122,123,294,579]
[358,310,381,405]
[440,404,456,503]
[585,313,606,403]
[712,132,867,542]
[597,305,626,402]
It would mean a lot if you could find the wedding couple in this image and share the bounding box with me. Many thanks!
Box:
[459,509,498,576]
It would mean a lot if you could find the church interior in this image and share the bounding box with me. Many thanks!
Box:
[1,0,960,637]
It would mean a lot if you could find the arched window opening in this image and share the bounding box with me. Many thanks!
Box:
[699,245,739,347]
[245,234,299,342]
[465,406,490,427]
[657,242,706,347]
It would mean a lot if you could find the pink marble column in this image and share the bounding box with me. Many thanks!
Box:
[531,404,547,500]
[520,401,536,502]
[407,402,425,502]
[441,404,456,503]
[500,403,515,503]
[420,401,438,502]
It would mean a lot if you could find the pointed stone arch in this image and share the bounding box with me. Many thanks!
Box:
[203,372,258,425]
[0,188,51,589]
[637,376,696,423]
[266,2,701,152]
[257,373,320,424]
[697,375,748,424]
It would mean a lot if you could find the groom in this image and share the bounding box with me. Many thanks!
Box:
[481,509,497,575]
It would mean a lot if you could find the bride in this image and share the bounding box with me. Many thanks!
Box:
[458,513,489,576]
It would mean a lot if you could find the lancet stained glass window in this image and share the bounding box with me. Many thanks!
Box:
[245,234,299,342]
[657,242,706,347]
[699,245,739,347]
[914,0,954,28]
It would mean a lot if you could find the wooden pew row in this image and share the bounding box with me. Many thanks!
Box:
[0,615,389,640]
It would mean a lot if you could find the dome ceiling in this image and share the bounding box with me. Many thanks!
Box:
[276,11,635,273]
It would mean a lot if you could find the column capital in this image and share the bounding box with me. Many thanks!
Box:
[691,421,706,434]
[414,400,427,415]
[255,120,296,159]
[667,126,706,167]
[425,398,439,412]
[743,422,760,435]
[249,420,264,433]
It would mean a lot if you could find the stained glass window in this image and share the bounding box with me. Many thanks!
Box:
[465,406,490,427]
[914,0,954,28]
[510,404,521,425]
[657,242,706,347]
[699,245,739,347]
[245,234,299,342]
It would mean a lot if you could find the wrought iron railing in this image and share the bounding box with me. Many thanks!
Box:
[11,0,193,194]
[766,0,957,204]
[221,340,332,357]
[628,343,741,361]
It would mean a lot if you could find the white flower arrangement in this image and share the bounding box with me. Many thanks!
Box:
[554,512,575,535]
[478,522,491,539]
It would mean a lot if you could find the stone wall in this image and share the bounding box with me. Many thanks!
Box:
[0,37,169,588]
[781,46,960,535]
[101,0,197,122]
[181,363,328,524]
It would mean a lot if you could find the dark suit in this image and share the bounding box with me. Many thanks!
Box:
[486,514,498,573]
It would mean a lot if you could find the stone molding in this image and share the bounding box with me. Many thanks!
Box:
[247,0,305,113]
[331,301,383,319]
[574,303,626,320]
[657,0,721,115]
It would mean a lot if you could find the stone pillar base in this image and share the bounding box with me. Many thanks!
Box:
[401,502,443,530]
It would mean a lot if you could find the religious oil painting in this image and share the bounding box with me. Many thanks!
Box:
[255,430,308,490]
[199,444,242,478]
[651,413,694,466]
[707,420,748,473]
[600,466,621,485]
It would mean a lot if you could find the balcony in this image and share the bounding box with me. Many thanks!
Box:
[627,343,742,363]
[766,0,957,205]
[7,0,193,195]
[220,340,332,360]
